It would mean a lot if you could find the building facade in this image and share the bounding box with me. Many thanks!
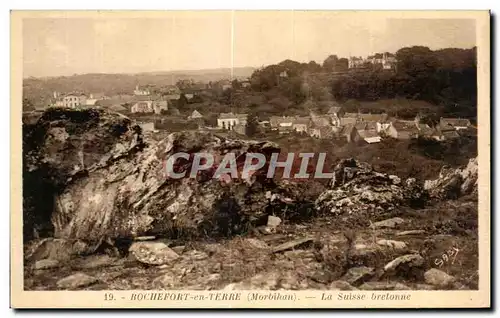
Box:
[217,113,248,130]
[62,93,87,108]
[134,85,150,96]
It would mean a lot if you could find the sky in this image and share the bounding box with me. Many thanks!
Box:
[22,12,477,78]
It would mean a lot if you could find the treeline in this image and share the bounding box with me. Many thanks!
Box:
[249,46,477,117]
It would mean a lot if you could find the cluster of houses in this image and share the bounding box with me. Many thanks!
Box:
[215,102,473,143]
[49,91,109,108]
[348,52,397,70]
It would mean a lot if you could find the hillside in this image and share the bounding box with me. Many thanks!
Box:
[23,67,255,107]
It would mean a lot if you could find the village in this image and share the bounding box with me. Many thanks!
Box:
[45,77,474,145]
[19,13,482,297]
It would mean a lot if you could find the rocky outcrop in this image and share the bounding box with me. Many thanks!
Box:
[22,109,316,250]
[51,130,299,248]
[424,157,478,200]
[23,108,143,241]
[315,158,426,216]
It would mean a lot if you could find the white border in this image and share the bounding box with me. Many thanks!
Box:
[3,1,497,317]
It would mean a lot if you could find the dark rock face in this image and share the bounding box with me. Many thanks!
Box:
[424,157,478,200]
[52,130,289,248]
[23,108,142,241]
[315,158,426,216]
[23,109,315,251]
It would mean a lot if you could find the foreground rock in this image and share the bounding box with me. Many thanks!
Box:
[24,110,314,248]
[129,241,179,265]
[424,268,455,288]
[359,281,411,290]
[424,157,478,200]
[34,259,61,270]
[371,217,405,229]
[56,273,98,289]
[316,158,425,216]
[329,280,359,290]
[341,266,375,286]
[384,254,424,273]
[25,238,90,262]
[224,270,303,290]
[23,108,143,241]
[376,239,407,251]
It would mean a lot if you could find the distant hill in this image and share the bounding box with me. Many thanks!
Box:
[23,67,256,107]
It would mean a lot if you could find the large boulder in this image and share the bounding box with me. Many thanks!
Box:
[424,157,478,200]
[23,110,310,248]
[52,130,285,246]
[315,158,426,216]
[23,108,143,241]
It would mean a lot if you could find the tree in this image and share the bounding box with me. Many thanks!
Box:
[322,55,339,72]
[23,98,35,111]
[307,61,322,73]
[336,58,349,72]
[177,94,188,109]
[231,79,241,90]
[245,113,260,137]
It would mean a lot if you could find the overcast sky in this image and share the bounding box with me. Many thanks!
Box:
[22,12,476,78]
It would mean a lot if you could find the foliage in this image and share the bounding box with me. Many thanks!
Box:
[247,46,476,120]
[245,112,260,137]
[23,98,35,111]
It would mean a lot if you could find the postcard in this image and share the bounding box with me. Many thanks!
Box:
[11,10,490,308]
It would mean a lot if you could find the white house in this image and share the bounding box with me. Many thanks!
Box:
[269,116,295,130]
[131,101,154,113]
[134,85,150,96]
[153,101,168,114]
[138,122,156,132]
[217,113,248,130]
[62,93,87,108]
[85,98,98,106]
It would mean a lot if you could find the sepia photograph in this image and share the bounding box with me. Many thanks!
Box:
[11,10,490,308]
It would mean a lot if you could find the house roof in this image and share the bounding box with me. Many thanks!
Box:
[108,104,127,112]
[191,110,203,118]
[219,112,248,120]
[417,124,434,135]
[341,123,356,135]
[270,116,295,126]
[134,101,153,106]
[278,125,294,133]
[343,112,359,118]
[440,118,471,128]
[133,95,152,102]
[327,106,343,115]
[365,121,378,130]
[164,94,180,100]
[358,130,380,139]
[310,126,334,137]
[293,116,311,125]
[340,117,358,126]
[358,113,389,123]
[442,130,460,139]
[63,92,87,97]
[355,122,367,131]
[154,101,168,106]
[392,120,419,133]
